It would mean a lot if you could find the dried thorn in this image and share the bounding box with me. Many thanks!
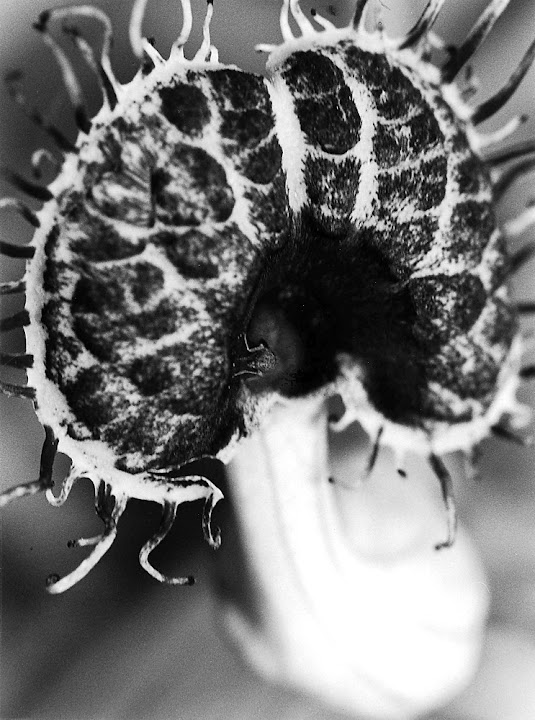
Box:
[494,156,535,198]
[39,426,58,489]
[0,380,36,400]
[353,0,371,29]
[397,0,446,50]
[202,493,222,549]
[129,0,151,58]
[441,0,512,83]
[46,466,79,507]
[68,534,102,548]
[0,241,35,259]
[0,479,44,508]
[309,8,336,31]
[139,501,195,585]
[517,301,535,315]
[429,453,457,550]
[365,426,383,476]
[0,431,56,510]
[485,139,535,166]
[509,242,535,274]
[472,37,535,125]
[470,36,535,125]
[34,12,92,134]
[279,0,294,41]
[47,491,128,594]
[505,205,535,238]
[0,198,40,227]
[62,24,118,110]
[0,279,26,295]
[194,0,215,62]
[288,0,315,35]
[31,149,60,179]
[39,5,118,107]
[491,424,532,446]
[0,429,55,508]
[520,365,535,379]
[0,310,30,332]
[1,168,54,202]
[397,467,407,478]
[0,352,34,369]
[170,0,193,55]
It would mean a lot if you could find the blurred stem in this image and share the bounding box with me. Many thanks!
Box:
[219,396,489,719]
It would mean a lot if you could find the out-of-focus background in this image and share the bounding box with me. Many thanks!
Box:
[1,1,534,718]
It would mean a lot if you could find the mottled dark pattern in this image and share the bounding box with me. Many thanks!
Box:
[38,36,515,473]
[156,229,220,279]
[358,216,439,280]
[158,82,210,136]
[304,156,360,234]
[409,274,487,343]
[207,69,284,183]
[427,342,501,401]
[151,145,235,226]
[376,156,447,215]
[281,51,361,154]
[244,174,289,247]
[242,137,282,185]
[453,154,490,195]
[69,210,147,262]
[448,199,496,265]
[374,114,443,167]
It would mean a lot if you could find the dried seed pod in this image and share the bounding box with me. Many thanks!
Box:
[1,0,534,590]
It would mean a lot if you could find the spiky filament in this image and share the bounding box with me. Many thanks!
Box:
[0,198,40,227]
[441,0,512,83]
[34,11,91,133]
[471,37,535,125]
[139,501,195,585]
[352,0,370,30]
[429,453,457,550]
[47,486,128,594]
[396,0,447,50]
[39,5,119,107]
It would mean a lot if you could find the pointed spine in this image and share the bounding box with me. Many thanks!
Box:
[0,241,35,259]
[0,352,34,369]
[139,501,195,585]
[486,139,535,166]
[429,453,457,550]
[0,380,36,400]
[43,5,119,109]
[47,485,128,594]
[365,426,383,476]
[471,37,535,125]
[0,310,30,332]
[34,11,91,133]
[397,0,446,50]
[0,198,40,227]
[1,168,54,201]
[441,0,512,83]
[352,0,370,30]
[494,156,535,198]
[0,279,26,295]
[508,242,535,273]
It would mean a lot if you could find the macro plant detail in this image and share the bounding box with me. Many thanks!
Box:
[0,0,534,621]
